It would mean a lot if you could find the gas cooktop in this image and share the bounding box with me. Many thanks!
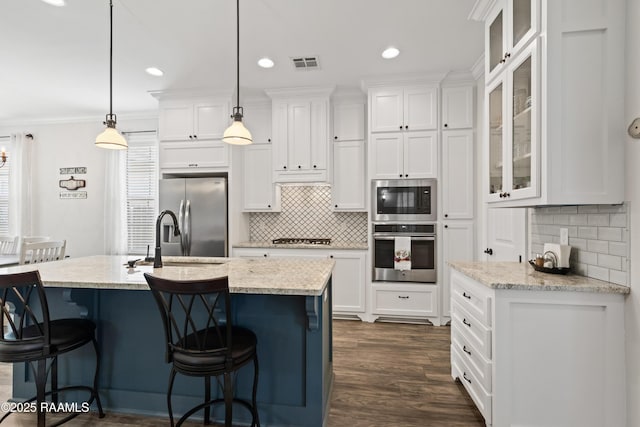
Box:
[272,238,332,245]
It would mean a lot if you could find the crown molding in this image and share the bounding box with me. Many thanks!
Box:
[360,71,448,91]
[0,111,158,128]
[468,0,497,21]
[264,86,335,99]
[149,88,234,100]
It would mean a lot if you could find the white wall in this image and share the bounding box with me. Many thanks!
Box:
[0,116,157,257]
[625,0,640,424]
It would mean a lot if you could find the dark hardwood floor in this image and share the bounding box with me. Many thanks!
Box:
[0,320,484,426]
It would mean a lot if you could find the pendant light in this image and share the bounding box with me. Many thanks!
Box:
[96,0,127,149]
[222,0,253,145]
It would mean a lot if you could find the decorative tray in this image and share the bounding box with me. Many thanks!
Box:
[528,260,571,275]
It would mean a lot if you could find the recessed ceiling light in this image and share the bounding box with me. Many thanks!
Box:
[145,67,164,77]
[258,57,275,68]
[41,0,66,6]
[382,47,400,59]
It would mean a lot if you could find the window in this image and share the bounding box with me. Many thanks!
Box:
[125,133,158,255]
[0,137,10,235]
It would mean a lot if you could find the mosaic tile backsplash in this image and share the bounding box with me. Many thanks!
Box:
[249,185,368,243]
[531,204,629,285]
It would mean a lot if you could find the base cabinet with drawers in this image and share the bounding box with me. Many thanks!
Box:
[370,282,440,325]
[232,247,367,319]
[449,267,626,427]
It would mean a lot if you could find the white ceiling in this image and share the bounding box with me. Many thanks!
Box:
[0,0,484,123]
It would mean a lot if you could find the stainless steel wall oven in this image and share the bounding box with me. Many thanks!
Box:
[372,223,436,283]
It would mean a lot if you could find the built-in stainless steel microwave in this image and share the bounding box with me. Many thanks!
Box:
[372,179,437,222]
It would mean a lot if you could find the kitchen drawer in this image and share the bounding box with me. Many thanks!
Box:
[452,344,492,424]
[452,300,492,360]
[451,333,492,392]
[451,269,492,326]
[371,283,437,317]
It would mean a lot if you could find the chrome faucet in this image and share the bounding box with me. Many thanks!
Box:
[154,210,181,268]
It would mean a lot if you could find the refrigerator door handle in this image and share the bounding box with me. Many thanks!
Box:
[178,199,186,255]
[185,200,192,256]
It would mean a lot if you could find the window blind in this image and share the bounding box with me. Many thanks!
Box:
[0,138,10,235]
[125,133,158,255]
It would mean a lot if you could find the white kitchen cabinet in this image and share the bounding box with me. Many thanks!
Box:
[331,140,366,211]
[158,98,230,141]
[370,131,437,179]
[231,247,367,318]
[441,221,474,319]
[332,102,365,141]
[450,267,626,427]
[159,141,229,170]
[267,88,332,183]
[485,0,539,84]
[442,130,474,219]
[442,86,474,129]
[243,101,272,145]
[475,0,625,206]
[242,145,281,212]
[370,86,437,132]
[371,282,439,324]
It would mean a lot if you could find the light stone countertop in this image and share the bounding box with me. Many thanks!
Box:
[234,241,369,250]
[1,255,334,296]
[449,261,630,295]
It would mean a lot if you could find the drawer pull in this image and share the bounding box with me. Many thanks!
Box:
[463,345,471,356]
[398,295,410,299]
[462,291,472,300]
[462,318,471,328]
[463,372,472,384]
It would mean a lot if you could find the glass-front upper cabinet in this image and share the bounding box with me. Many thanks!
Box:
[485,0,539,83]
[486,39,539,203]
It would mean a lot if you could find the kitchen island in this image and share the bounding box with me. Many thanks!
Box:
[2,255,335,427]
[448,261,629,427]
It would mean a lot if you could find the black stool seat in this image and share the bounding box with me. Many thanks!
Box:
[173,326,257,376]
[0,270,105,427]
[0,318,96,362]
[144,273,260,427]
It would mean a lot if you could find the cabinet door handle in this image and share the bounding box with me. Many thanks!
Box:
[298,165,301,169]
[329,255,334,259]
[283,165,287,169]
[263,254,268,257]
[462,318,471,328]
[313,165,317,169]
[399,174,403,178]
[189,135,193,139]
[268,138,271,143]
[334,204,338,208]
[444,214,448,218]
[462,291,472,300]
[188,163,198,167]
[444,225,448,228]
[193,135,197,139]
[484,248,493,255]
[267,204,271,208]
[505,192,510,197]
[463,345,472,356]
[405,174,408,178]
[444,123,448,128]
[404,125,408,129]
[504,52,511,59]
[334,136,338,140]
[463,372,472,384]
[399,125,403,130]
[398,295,410,299]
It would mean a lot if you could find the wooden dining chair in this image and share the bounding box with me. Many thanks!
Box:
[0,236,18,255]
[19,240,67,265]
[21,236,51,244]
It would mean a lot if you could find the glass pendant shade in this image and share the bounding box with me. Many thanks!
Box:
[95,124,128,149]
[223,117,253,145]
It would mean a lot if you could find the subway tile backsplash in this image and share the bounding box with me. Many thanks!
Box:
[249,184,368,243]
[531,204,629,285]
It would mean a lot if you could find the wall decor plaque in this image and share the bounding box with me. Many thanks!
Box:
[59,176,86,191]
[60,167,87,175]
[60,191,87,199]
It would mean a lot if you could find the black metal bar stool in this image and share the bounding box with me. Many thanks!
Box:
[144,273,260,427]
[0,270,105,427]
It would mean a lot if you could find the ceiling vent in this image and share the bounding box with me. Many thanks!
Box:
[291,56,320,70]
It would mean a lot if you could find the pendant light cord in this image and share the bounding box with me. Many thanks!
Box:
[109,0,113,116]
[236,0,240,110]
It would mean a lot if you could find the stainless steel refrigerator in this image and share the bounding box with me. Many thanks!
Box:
[159,177,227,257]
